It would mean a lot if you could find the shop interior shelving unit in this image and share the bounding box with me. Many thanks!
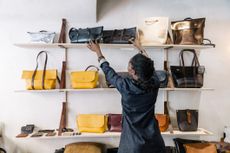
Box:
[14,42,214,139]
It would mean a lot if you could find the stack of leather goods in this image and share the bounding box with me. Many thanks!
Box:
[16,124,35,138]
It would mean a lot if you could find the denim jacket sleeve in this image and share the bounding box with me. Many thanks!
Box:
[100,61,127,93]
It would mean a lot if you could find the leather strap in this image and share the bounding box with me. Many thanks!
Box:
[85,65,99,71]
[31,51,48,90]
[58,18,67,43]
[202,38,216,47]
[0,148,6,153]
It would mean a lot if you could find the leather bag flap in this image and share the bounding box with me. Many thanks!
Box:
[71,71,98,83]
[22,70,57,80]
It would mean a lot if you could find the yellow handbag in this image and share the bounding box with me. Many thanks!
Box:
[64,142,106,153]
[21,51,59,90]
[77,114,108,133]
[71,65,99,89]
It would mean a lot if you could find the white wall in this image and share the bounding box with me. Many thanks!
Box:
[0,0,230,152]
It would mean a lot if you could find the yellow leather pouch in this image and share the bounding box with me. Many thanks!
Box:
[71,65,99,89]
[77,114,108,133]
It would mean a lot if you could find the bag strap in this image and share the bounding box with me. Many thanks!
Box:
[202,38,216,48]
[179,49,200,67]
[164,101,169,115]
[85,65,99,71]
[31,51,48,90]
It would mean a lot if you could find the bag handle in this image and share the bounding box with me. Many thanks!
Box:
[164,101,169,115]
[179,49,200,67]
[85,65,99,71]
[202,38,216,48]
[31,51,48,90]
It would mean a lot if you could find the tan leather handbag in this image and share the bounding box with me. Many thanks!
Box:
[155,101,169,132]
[64,142,106,153]
[184,143,217,153]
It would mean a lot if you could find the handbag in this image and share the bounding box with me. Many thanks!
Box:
[27,30,55,43]
[154,70,168,88]
[170,49,205,88]
[22,51,58,90]
[171,17,205,45]
[155,101,169,132]
[64,142,106,153]
[71,65,99,89]
[69,26,103,43]
[176,109,198,131]
[108,114,122,132]
[77,114,108,133]
[173,138,203,153]
[139,17,169,45]
[102,27,136,44]
[184,143,217,153]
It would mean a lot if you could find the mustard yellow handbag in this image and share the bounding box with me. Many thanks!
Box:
[71,65,99,89]
[21,51,59,90]
[77,114,108,133]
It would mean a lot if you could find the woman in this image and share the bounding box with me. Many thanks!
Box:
[87,41,166,153]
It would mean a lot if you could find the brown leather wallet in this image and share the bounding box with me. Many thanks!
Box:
[16,133,29,138]
[46,132,56,137]
[31,132,43,137]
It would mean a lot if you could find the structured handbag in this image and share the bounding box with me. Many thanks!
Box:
[22,51,59,90]
[173,138,203,153]
[102,27,136,44]
[64,142,106,153]
[139,17,169,45]
[155,101,170,132]
[154,70,168,88]
[176,109,198,131]
[108,114,122,132]
[184,143,217,153]
[71,65,99,89]
[77,114,108,133]
[69,26,103,43]
[28,30,55,43]
[171,17,205,45]
[170,49,205,88]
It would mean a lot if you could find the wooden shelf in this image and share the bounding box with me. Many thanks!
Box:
[15,87,214,93]
[16,128,212,140]
[14,43,214,50]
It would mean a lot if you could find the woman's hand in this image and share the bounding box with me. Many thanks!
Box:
[87,41,103,56]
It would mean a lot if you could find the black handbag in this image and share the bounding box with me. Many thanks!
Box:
[176,109,198,131]
[69,26,103,43]
[170,49,205,88]
[103,27,136,44]
[154,70,168,88]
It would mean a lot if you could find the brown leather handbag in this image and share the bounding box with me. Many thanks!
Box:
[184,143,217,153]
[108,114,122,132]
[155,101,169,132]
[171,18,205,45]
[177,109,198,131]
[64,142,106,153]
